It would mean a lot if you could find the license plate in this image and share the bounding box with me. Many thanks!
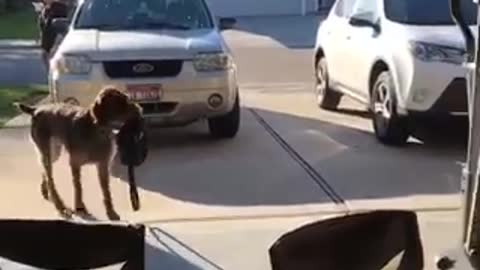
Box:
[127,85,162,102]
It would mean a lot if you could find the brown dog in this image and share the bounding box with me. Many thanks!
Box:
[15,88,142,220]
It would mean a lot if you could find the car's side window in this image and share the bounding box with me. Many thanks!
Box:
[333,0,343,16]
[350,0,379,21]
[334,0,358,18]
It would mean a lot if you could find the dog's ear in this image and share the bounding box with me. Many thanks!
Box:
[90,98,104,125]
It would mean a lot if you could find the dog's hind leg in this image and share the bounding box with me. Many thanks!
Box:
[40,175,49,200]
[38,139,71,219]
[42,156,72,218]
[39,139,61,201]
[97,162,120,221]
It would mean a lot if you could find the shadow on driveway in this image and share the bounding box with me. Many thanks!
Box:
[147,227,224,270]
[111,107,466,207]
[111,112,337,206]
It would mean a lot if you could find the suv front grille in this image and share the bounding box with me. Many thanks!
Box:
[103,60,183,79]
[140,102,177,114]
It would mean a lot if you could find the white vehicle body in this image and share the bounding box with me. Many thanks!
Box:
[314,0,476,145]
[315,0,473,116]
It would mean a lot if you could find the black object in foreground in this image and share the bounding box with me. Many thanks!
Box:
[269,210,424,270]
[0,219,144,270]
[116,116,148,212]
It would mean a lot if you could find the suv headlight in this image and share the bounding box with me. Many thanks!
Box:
[193,52,232,71]
[51,54,92,75]
[409,41,466,65]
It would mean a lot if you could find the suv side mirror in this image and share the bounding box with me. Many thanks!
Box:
[52,18,70,35]
[349,15,381,33]
[219,17,236,30]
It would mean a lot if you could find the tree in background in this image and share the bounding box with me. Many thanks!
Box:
[0,0,6,14]
[0,0,30,13]
[7,0,31,9]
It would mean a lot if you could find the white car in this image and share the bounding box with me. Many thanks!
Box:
[314,0,476,145]
[49,0,240,139]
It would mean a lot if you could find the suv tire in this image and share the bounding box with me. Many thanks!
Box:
[208,94,240,139]
[371,71,410,146]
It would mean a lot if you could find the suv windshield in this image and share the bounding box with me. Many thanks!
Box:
[384,0,477,25]
[75,0,213,30]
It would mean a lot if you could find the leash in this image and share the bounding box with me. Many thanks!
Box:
[128,165,140,211]
[116,117,148,212]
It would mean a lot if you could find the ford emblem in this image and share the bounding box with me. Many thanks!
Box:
[133,63,154,73]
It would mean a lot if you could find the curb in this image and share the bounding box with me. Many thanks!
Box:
[3,96,50,128]
[0,40,40,50]
[0,45,40,50]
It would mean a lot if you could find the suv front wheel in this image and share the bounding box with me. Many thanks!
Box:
[208,94,240,139]
[371,71,410,146]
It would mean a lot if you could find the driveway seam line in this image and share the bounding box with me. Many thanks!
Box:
[248,108,345,205]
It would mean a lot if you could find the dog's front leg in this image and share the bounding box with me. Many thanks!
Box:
[97,162,120,221]
[70,163,87,214]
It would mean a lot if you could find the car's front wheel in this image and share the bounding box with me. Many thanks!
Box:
[315,57,342,110]
[208,94,240,139]
[371,71,410,146]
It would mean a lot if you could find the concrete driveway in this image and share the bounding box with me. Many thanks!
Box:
[0,15,466,269]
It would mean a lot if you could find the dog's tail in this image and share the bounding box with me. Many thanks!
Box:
[14,103,36,116]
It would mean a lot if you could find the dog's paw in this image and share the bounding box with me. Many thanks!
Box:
[107,209,120,221]
[75,208,96,220]
[40,181,49,201]
[59,208,74,219]
[75,206,90,215]
[130,189,140,211]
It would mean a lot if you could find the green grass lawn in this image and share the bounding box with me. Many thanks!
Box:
[0,86,48,127]
[0,8,38,39]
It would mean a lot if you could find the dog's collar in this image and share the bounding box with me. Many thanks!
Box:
[96,121,122,131]
[96,125,117,136]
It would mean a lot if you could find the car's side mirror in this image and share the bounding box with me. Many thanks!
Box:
[349,15,381,33]
[269,210,424,270]
[219,17,236,30]
[52,18,70,35]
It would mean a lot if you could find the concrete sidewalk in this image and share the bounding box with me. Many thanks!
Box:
[226,14,324,49]
[0,39,39,49]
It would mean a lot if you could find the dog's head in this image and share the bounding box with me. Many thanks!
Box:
[90,88,142,127]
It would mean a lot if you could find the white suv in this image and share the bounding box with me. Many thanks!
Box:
[314,0,476,145]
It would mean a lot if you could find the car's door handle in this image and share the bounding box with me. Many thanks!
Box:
[346,36,351,40]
